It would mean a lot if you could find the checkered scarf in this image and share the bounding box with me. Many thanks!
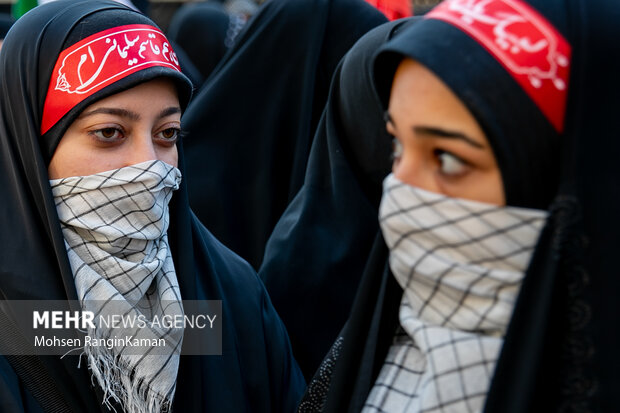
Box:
[365,173,548,412]
[50,160,184,413]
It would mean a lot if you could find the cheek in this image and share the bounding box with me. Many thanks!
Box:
[438,169,505,206]
[48,140,116,179]
[48,141,86,179]
[478,170,505,205]
[463,161,505,206]
[159,145,178,168]
[47,154,64,180]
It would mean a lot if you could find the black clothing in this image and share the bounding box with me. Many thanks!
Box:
[182,0,387,268]
[167,2,231,86]
[304,0,620,411]
[0,1,304,412]
[259,18,417,381]
[0,12,12,38]
[171,40,205,89]
[485,0,620,410]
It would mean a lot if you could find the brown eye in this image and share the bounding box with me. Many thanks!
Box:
[156,128,180,142]
[92,127,123,141]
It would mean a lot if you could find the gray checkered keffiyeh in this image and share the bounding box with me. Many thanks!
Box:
[365,173,548,413]
[50,160,183,413]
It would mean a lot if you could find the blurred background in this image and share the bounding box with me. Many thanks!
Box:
[0,0,444,30]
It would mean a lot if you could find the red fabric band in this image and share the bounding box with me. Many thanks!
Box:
[41,24,182,134]
[427,0,571,133]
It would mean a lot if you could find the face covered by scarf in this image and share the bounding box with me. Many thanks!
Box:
[1,1,310,412]
[50,160,183,413]
[367,0,573,411]
[369,173,547,411]
[0,1,192,411]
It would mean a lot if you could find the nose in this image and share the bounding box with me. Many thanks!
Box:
[393,152,438,193]
[125,132,158,166]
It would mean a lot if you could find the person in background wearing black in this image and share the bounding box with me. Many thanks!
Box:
[0,12,13,51]
[182,0,388,269]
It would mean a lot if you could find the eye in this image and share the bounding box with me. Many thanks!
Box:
[391,138,403,161]
[91,127,124,142]
[435,150,469,176]
[155,127,181,143]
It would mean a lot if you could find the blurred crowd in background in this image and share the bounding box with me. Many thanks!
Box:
[0,0,445,48]
[1,0,620,411]
[0,0,445,26]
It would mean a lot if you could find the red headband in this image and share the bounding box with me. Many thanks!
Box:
[427,0,571,133]
[41,24,182,135]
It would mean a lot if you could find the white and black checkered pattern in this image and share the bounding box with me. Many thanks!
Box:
[364,174,548,412]
[50,160,183,413]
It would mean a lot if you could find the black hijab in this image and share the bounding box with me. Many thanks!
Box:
[259,18,418,381]
[0,3,189,410]
[182,0,387,268]
[306,0,620,410]
[374,2,566,210]
[484,0,620,409]
[167,2,231,86]
[0,1,304,411]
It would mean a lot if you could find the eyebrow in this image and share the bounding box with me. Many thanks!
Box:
[384,111,485,150]
[78,106,181,121]
[413,126,485,149]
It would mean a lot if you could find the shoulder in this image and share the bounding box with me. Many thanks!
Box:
[188,212,276,320]
[187,214,306,410]
[190,212,263,291]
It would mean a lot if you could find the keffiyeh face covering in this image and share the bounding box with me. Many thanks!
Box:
[50,160,183,413]
[365,173,548,412]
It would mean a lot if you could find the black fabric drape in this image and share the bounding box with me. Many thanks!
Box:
[170,39,205,90]
[308,0,620,411]
[485,0,620,410]
[0,12,12,38]
[167,2,231,87]
[0,1,304,411]
[319,233,402,413]
[182,0,387,269]
[0,4,146,410]
[259,18,417,380]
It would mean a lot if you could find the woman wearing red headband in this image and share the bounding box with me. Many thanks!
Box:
[301,0,620,411]
[0,1,304,412]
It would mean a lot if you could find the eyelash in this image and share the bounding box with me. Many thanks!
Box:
[90,127,123,142]
[88,126,182,145]
[388,133,469,176]
[155,127,182,143]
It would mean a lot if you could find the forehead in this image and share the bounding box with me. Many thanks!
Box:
[82,78,180,111]
[389,59,474,124]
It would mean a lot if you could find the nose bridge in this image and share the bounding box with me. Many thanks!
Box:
[394,150,436,193]
[127,128,157,166]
